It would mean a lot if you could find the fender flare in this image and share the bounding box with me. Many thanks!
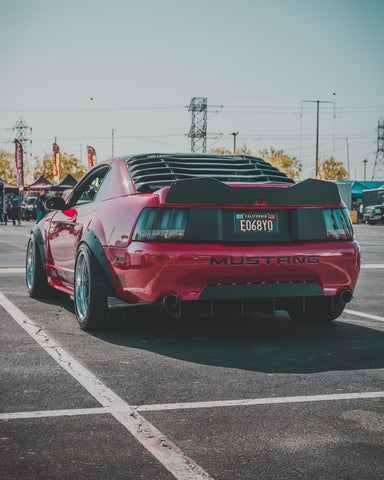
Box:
[79,229,116,294]
[30,225,46,269]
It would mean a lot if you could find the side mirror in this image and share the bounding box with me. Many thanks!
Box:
[45,196,66,210]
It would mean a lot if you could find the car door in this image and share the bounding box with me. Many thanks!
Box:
[47,166,110,289]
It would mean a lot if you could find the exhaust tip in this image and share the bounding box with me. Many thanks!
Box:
[338,289,353,304]
[161,294,179,309]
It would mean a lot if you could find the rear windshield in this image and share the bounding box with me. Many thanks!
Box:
[123,154,294,192]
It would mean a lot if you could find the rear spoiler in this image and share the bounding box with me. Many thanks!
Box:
[165,177,341,206]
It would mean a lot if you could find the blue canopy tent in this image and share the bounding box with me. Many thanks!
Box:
[336,180,384,203]
[350,181,384,199]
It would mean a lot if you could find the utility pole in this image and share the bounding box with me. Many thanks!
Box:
[300,100,336,178]
[315,101,319,177]
[112,128,115,157]
[345,137,350,180]
[231,132,239,154]
[363,159,368,182]
[372,117,384,180]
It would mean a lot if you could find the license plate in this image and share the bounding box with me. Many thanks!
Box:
[234,211,278,234]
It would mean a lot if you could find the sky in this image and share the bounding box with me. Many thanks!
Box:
[0,0,383,181]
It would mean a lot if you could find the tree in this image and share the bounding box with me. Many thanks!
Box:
[318,157,347,181]
[0,150,16,183]
[258,147,302,180]
[209,146,252,155]
[33,152,87,183]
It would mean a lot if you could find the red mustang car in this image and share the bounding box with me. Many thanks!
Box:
[26,153,360,330]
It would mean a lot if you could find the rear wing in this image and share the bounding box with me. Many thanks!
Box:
[133,177,353,243]
[165,177,342,207]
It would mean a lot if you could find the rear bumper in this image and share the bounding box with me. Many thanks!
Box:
[104,240,360,305]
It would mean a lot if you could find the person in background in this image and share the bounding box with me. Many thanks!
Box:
[36,192,48,223]
[4,194,11,225]
[358,203,364,224]
[0,196,3,225]
[10,191,21,226]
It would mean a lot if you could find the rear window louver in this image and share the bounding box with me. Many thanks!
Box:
[123,154,295,192]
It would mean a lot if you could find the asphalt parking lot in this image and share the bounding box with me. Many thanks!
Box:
[0,222,383,480]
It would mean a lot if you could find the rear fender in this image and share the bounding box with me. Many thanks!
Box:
[80,229,116,294]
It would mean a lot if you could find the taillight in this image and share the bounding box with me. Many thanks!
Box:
[133,208,188,241]
[322,208,353,240]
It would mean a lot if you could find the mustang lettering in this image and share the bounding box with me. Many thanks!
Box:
[210,256,320,265]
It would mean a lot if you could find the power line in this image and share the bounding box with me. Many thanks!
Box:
[1,104,382,114]
[0,106,186,112]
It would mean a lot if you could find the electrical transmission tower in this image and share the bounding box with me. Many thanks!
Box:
[13,116,32,165]
[372,117,384,180]
[188,97,207,153]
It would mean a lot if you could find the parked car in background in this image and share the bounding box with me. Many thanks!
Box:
[363,204,384,224]
[21,195,38,221]
[26,153,360,331]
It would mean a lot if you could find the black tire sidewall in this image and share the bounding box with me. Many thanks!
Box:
[74,244,109,330]
[288,301,345,323]
[26,236,49,298]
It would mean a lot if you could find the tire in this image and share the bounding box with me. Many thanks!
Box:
[288,301,345,324]
[26,235,51,298]
[74,243,110,331]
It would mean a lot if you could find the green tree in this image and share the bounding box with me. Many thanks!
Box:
[33,152,87,183]
[0,150,16,183]
[258,147,302,180]
[318,157,347,181]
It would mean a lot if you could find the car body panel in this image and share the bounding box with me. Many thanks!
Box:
[104,240,360,303]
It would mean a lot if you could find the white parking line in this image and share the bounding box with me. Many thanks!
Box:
[0,407,107,421]
[135,391,384,412]
[0,239,26,250]
[360,264,384,269]
[2,390,384,422]
[0,267,25,274]
[344,309,384,323]
[0,292,212,480]
[360,242,384,246]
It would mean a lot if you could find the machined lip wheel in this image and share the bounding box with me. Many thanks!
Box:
[26,238,35,291]
[75,250,90,322]
[74,244,109,330]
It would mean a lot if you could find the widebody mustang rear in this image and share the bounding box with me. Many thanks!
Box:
[26,153,360,330]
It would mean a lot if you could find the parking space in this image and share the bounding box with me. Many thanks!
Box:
[144,399,384,480]
[0,223,383,479]
[1,415,174,480]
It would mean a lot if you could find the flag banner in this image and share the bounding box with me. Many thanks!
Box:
[87,146,97,169]
[53,143,60,184]
[15,139,24,188]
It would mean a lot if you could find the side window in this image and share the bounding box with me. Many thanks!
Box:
[71,167,110,207]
